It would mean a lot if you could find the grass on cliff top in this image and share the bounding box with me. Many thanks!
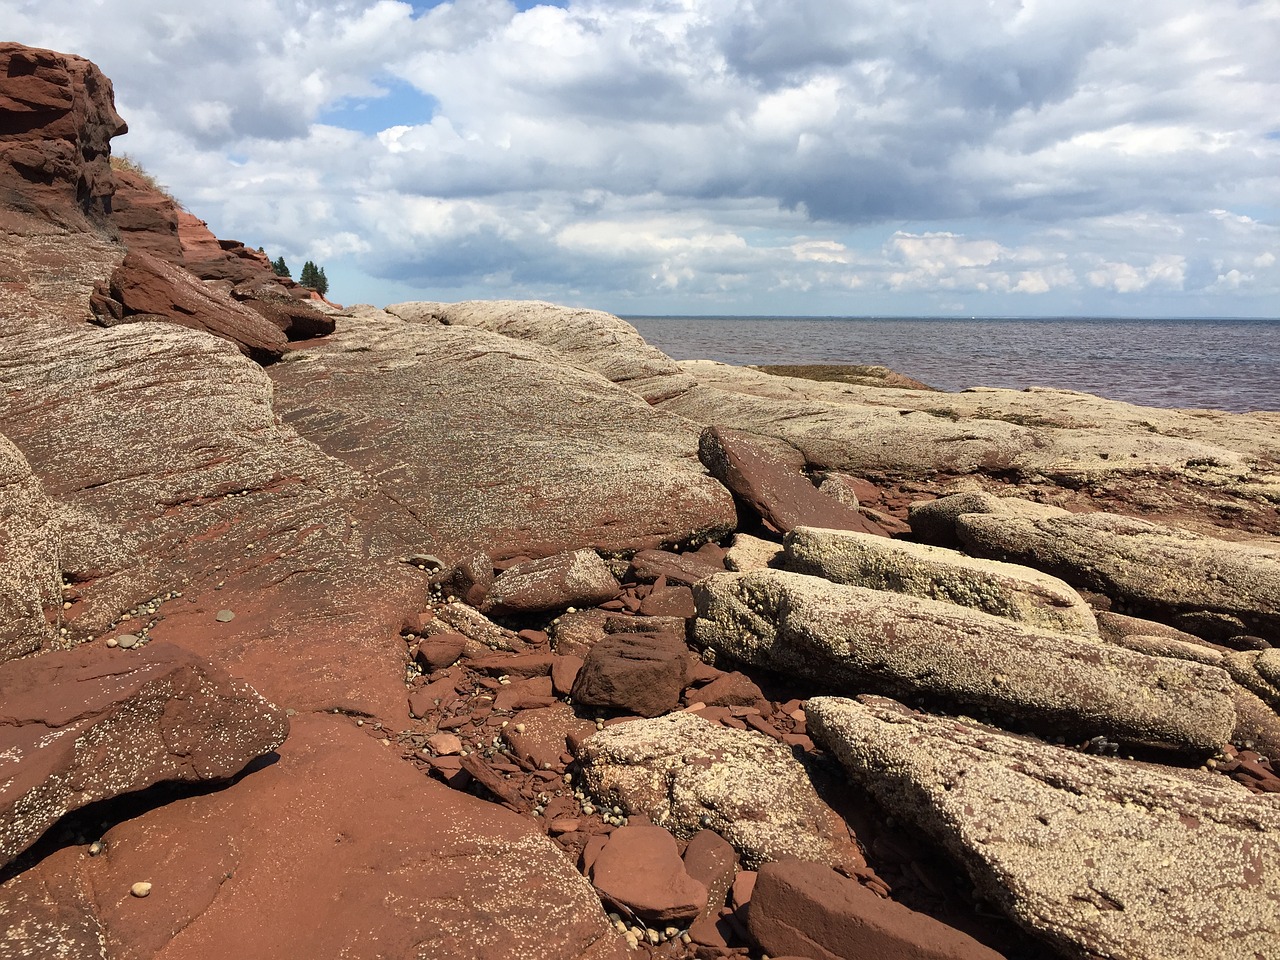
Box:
[110,153,182,207]
[751,363,938,392]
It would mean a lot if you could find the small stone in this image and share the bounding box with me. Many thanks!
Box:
[88,841,105,856]
[105,638,118,648]
[131,881,152,898]
[215,609,235,623]
[116,634,138,649]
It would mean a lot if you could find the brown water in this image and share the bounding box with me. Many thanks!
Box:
[627,315,1280,413]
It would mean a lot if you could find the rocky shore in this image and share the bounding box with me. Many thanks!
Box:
[2,42,1279,960]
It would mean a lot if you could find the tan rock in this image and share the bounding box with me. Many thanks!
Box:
[907,491,1068,547]
[956,510,1280,640]
[693,570,1235,752]
[0,433,59,661]
[484,549,621,615]
[784,525,1098,637]
[576,712,860,871]
[807,695,1280,960]
[723,532,784,572]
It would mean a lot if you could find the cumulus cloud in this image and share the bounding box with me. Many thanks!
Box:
[3,0,1277,314]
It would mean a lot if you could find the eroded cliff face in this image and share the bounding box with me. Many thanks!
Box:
[0,42,127,229]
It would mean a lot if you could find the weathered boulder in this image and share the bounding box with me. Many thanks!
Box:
[956,510,1280,641]
[0,713,628,960]
[907,491,1066,548]
[748,859,1004,960]
[571,633,690,718]
[484,549,621,616]
[783,526,1098,637]
[101,249,290,363]
[576,712,861,870]
[1,641,287,868]
[589,825,708,926]
[807,695,1280,960]
[386,299,695,402]
[0,433,58,661]
[0,43,127,228]
[693,570,1235,751]
[270,314,736,562]
[628,548,725,586]
[724,532,784,572]
[699,426,889,536]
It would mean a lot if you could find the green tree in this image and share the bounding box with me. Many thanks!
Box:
[271,256,291,278]
[315,266,329,297]
[298,260,317,288]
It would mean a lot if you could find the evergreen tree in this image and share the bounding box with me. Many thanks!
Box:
[298,260,315,288]
[315,266,329,297]
[271,256,291,278]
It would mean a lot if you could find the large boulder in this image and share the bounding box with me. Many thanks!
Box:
[0,713,628,960]
[483,549,621,616]
[570,632,690,718]
[1,641,287,868]
[807,695,1280,960]
[693,570,1236,752]
[100,249,290,364]
[956,510,1280,641]
[576,712,861,870]
[589,825,708,926]
[0,433,59,661]
[0,42,127,228]
[270,313,736,561]
[386,299,694,402]
[783,526,1098,637]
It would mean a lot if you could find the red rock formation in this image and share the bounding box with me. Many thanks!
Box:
[0,43,127,230]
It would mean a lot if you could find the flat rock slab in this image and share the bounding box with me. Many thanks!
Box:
[956,510,1280,641]
[484,549,621,615]
[698,426,888,536]
[271,315,736,561]
[784,525,1098,637]
[807,695,1280,960]
[748,859,1004,960]
[0,640,287,868]
[576,712,861,871]
[692,570,1236,752]
[0,713,627,960]
[628,548,725,586]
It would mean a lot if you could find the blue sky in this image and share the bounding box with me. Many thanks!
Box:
[4,0,1278,316]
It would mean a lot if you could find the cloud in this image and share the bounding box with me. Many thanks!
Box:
[2,0,1277,314]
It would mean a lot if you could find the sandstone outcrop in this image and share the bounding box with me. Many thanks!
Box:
[783,525,1098,637]
[956,510,1280,641]
[270,312,736,561]
[0,714,627,960]
[0,433,58,661]
[576,712,861,870]
[693,569,1236,751]
[807,695,1280,960]
[386,299,695,402]
[1,641,287,868]
[0,42,127,228]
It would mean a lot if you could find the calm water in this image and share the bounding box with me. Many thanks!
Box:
[627,316,1280,414]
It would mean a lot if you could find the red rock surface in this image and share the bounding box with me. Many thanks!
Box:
[1,714,628,960]
[748,860,1005,960]
[0,640,287,867]
[699,425,889,536]
[590,825,708,926]
[571,632,691,717]
[0,43,126,228]
[100,249,290,363]
[484,549,622,615]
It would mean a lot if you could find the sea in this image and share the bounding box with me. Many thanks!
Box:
[626,316,1280,414]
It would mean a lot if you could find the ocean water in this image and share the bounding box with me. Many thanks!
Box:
[626,316,1280,414]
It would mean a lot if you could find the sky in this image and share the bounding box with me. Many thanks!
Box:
[5,0,1279,316]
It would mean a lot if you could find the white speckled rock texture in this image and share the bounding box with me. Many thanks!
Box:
[807,695,1280,960]
[0,434,59,662]
[783,525,1098,637]
[693,569,1235,751]
[576,712,861,871]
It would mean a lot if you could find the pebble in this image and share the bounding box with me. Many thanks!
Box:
[215,609,235,622]
[88,841,105,856]
[116,634,138,649]
[105,637,118,648]
[130,881,152,898]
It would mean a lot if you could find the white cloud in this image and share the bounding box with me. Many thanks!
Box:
[2,0,1277,314]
